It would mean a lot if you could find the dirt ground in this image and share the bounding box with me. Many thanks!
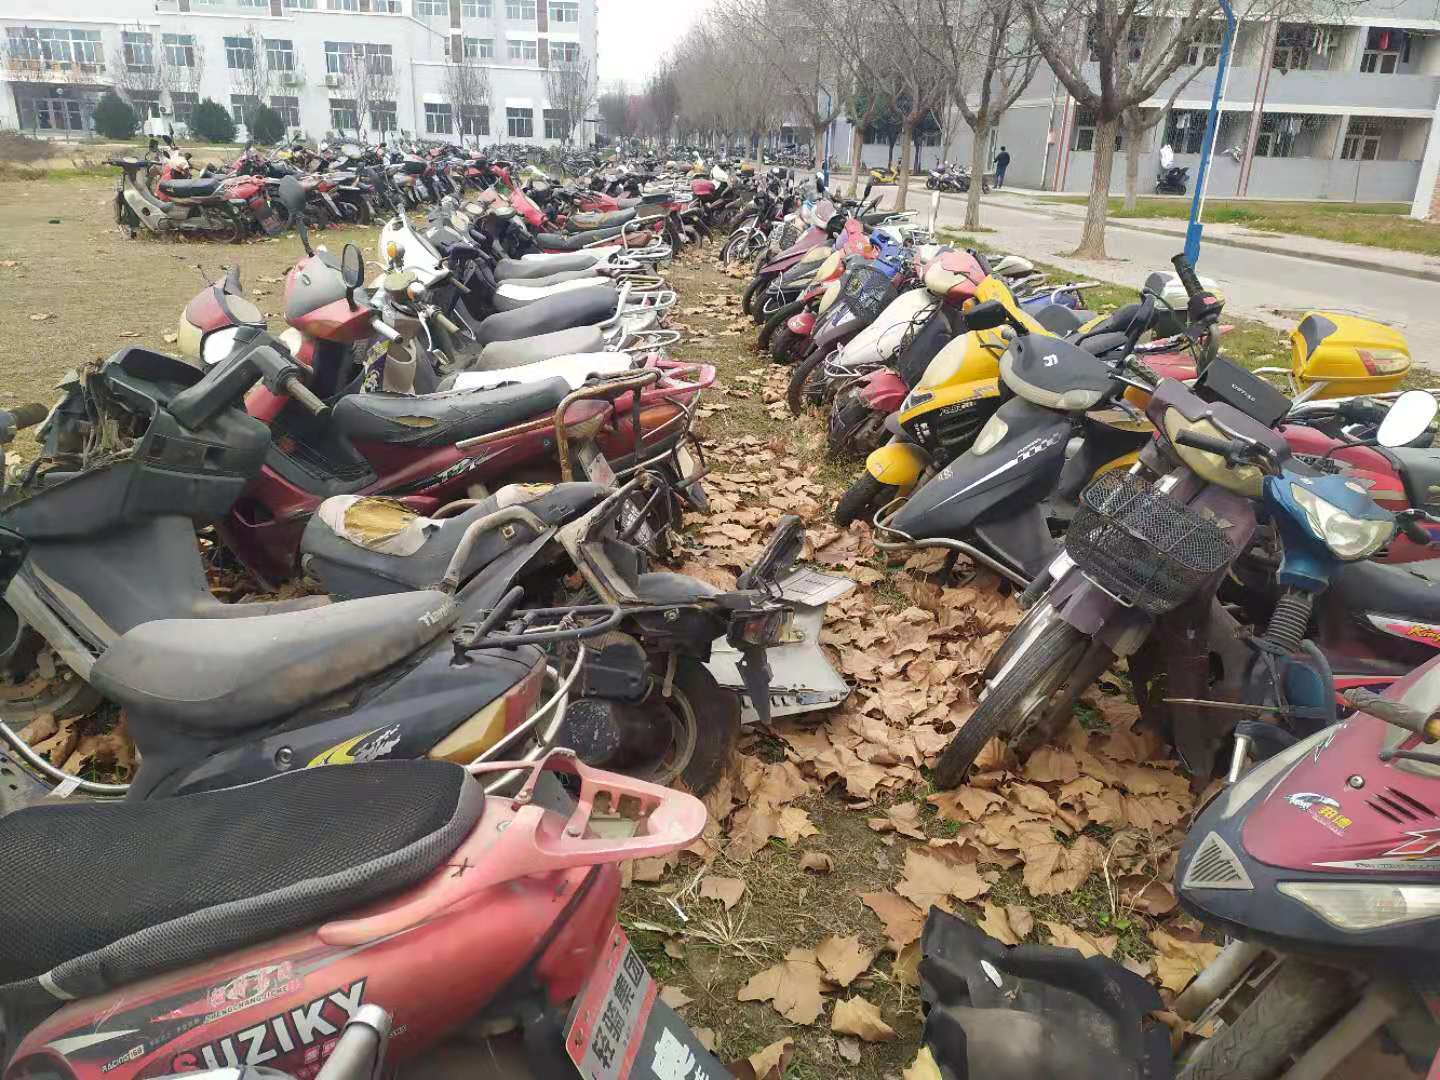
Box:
[0,174,1423,1079]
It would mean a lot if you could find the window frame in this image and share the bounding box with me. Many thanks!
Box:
[424,101,455,134]
[372,100,399,131]
[507,37,538,62]
[329,97,360,132]
[505,0,537,19]
[506,105,534,137]
[463,36,493,59]
[269,95,301,127]
[549,0,579,22]
[223,35,256,71]
[460,104,489,137]
[462,0,492,15]
[264,38,295,73]
[122,31,153,71]
[414,0,448,16]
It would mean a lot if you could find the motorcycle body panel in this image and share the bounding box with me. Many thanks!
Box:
[865,440,928,490]
[1290,311,1411,397]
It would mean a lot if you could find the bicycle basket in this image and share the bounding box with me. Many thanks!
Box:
[841,266,897,325]
[1064,472,1237,615]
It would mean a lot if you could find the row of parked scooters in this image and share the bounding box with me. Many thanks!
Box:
[735,187,1440,1074]
[0,158,843,1079]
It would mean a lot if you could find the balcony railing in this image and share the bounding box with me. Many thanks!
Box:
[4,57,110,83]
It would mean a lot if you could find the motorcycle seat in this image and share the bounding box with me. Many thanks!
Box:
[566,208,637,232]
[157,177,222,198]
[464,325,607,372]
[859,211,894,227]
[612,196,643,209]
[1331,558,1440,624]
[474,286,619,346]
[88,591,456,731]
[1001,335,1115,411]
[495,254,600,280]
[536,226,626,251]
[492,277,610,312]
[1031,304,1088,335]
[0,760,479,1004]
[330,378,573,447]
[302,483,609,598]
[1388,448,1440,511]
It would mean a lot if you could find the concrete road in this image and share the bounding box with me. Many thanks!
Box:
[900,189,1440,369]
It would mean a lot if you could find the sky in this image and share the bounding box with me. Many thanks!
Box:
[596,0,708,91]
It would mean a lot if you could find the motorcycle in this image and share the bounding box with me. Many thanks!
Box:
[1156,164,1190,195]
[108,154,282,243]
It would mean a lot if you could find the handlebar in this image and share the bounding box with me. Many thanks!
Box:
[280,371,329,418]
[0,404,49,444]
[1171,253,1204,299]
[1343,688,1440,740]
[371,317,402,342]
[1176,429,1243,458]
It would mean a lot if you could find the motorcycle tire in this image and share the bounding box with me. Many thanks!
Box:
[786,348,829,415]
[770,325,810,365]
[653,658,739,794]
[741,274,771,320]
[834,473,897,528]
[931,620,1090,788]
[827,393,889,458]
[759,298,806,355]
[1178,959,1355,1080]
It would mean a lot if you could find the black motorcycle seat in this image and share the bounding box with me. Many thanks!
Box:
[495,254,598,280]
[1031,304,1088,335]
[302,484,608,598]
[1001,335,1114,412]
[464,325,607,372]
[566,208,637,232]
[537,226,626,251]
[0,760,479,1003]
[474,287,618,346]
[1075,303,1143,341]
[1331,558,1440,624]
[1388,448,1440,511]
[491,279,610,312]
[158,177,222,198]
[89,591,457,731]
[1078,331,1129,357]
[330,378,571,446]
[859,211,893,227]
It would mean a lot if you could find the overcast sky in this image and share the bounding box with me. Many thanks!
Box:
[596,0,707,90]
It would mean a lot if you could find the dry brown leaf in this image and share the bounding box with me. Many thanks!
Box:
[799,851,835,874]
[836,1035,862,1064]
[737,947,826,1025]
[830,996,897,1042]
[860,891,926,953]
[663,938,687,960]
[29,312,54,321]
[728,1038,794,1080]
[869,801,926,840]
[1150,929,1222,993]
[896,848,990,913]
[893,939,921,986]
[16,712,57,746]
[694,1027,717,1052]
[1119,876,1178,917]
[777,805,819,843]
[630,852,678,882]
[904,1046,944,1080]
[814,935,875,988]
[1042,921,1117,958]
[978,902,1020,945]
[1022,746,1081,784]
[659,985,693,1009]
[700,875,747,910]
[1004,904,1035,939]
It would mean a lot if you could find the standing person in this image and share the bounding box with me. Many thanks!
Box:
[994,146,1011,189]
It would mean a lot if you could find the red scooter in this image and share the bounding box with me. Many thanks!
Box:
[2,751,728,1080]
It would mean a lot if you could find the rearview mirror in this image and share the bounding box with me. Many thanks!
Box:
[1377,390,1438,448]
[737,515,804,590]
[278,175,307,215]
[962,300,1010,332]
[341,243,365,292]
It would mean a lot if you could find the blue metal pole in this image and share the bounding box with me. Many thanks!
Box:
[822,88,833,190]
[1183,0,1237,264]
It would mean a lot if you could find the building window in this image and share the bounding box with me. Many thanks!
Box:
[330,98,359,131]
[285,0,318,8]
[1341,117,1385,160]
[325,42,350,74]
[1254,112,1303,158]
[505,0,536,19]
[327,0,360,11]
[122,31,153,71]
[544,108,568,140]
[161,33,195,68]
[265,39,295,72]
[463,0,491,14]
[270,95,300,127]
[415,0,447,15]
[549,1,579,22]
[128,90,162,118]
[372,100,398,131]
[1361,27,1408,74]
[1162,109,1206,155]
[550,41,580,62]
[506,105,533,137]
[461,104,489,136]
[464,37,494,59]
[1069,108,1123,153]
[224,36,256,71]
[1186,21,1223,67]
[170,91,198,125]
[230,93,261,124]
[507,38,538,62]
[424,102,454,133]
[6,27,105,71]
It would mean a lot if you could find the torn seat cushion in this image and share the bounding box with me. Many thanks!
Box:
[0,760,481,1006]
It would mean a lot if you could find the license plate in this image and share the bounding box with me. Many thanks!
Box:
[577,441,617,488]
[565,929,730,1079]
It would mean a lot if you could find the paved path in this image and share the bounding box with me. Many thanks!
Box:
[889,187,1440,369]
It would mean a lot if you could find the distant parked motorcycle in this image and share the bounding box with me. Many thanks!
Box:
[108,153,282,242]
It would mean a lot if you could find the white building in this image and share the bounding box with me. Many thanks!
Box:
[1,0,599,145]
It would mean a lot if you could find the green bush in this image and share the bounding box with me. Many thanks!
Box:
[248,104,286,145]
[190,99,236,144]
[92,92,137,139]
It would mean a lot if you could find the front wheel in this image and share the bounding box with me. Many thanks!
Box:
[786,347,829,414]
[651,659,740,794]
[834,473,897,527]
[758,298,806,355]
[932,620,1092,788]
[741,274,770,319]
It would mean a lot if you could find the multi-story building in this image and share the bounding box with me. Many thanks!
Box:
[0,0,598,144]
[836,2,1440,210]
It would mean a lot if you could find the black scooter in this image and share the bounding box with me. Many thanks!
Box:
[1156,165,1190,195]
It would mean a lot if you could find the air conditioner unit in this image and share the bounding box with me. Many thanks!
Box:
[324,73,342,88]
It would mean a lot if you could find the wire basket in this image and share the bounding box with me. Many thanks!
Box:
[841,266,896,324]
[1064,472,1237,615]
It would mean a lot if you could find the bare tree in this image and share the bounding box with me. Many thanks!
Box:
[542,54,595,144]
[597,82,630,140]
[872,0,954,210]
[640,64,679,143]
[730,0,842,170]
[113,22,170,116]
[338,44,397,140]
[441,48,491,147]
[228,25,273,122]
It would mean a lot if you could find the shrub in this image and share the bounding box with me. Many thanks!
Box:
[248,104,286,145]
[92,92,137,139]
[190,98,236,144]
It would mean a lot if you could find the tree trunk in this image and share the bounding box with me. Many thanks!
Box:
[1123,121,1142,211]
[887,138,897,168]
[895,120,915,211]
[848,123,865,197]
[965,120,987,230]
[814,122,826,172]
[1075,115,1119,259]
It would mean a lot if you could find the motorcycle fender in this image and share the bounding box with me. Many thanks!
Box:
[866,442,927,489]
[787,311,816,336]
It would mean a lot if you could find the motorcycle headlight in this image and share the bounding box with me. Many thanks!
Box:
[1278,882,1440,931]
[971,412,1008,456]
[1289,484,1392,561]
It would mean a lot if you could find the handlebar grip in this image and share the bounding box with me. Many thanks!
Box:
[371,317,402,343]
[433,310,462,336]
[8,404,49,431]
[1175,429,1236,457]
[281,373,330,418]
[1171,253,1204,300]
[1401,516,1432,545]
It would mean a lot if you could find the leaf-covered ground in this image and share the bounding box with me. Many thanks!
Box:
[619,249,1235,1079]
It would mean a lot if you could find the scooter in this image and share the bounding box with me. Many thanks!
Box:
[1156,164,1190,195]
[0,751,731,1079]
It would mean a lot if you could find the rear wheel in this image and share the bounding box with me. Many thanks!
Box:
[786,347,829,414]
[834,473,897,527]
[827,392,888,457]
[650,659,739,794]
[758,298,806,355]
[1179,960,1356,1080]
[741,274,770,319]
[932,620,1091,788]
